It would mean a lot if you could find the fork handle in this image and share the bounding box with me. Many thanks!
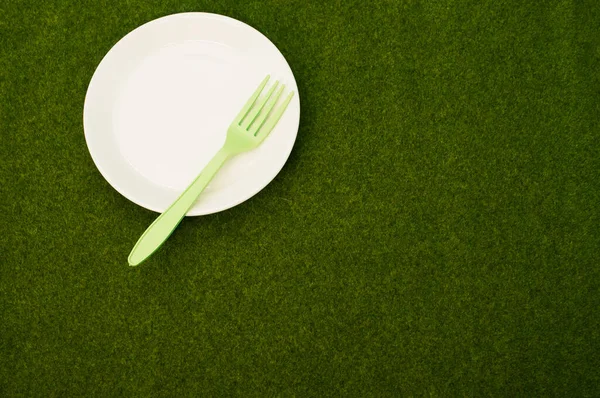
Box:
[128,148,230,266]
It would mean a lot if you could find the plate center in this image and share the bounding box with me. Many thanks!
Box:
[113,40,243,191]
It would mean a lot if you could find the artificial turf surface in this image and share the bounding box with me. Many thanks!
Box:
[1,0,599,396]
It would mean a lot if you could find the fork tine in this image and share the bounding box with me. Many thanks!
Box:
[250,84,285,135]
[244,81,279,129]
[235,75,270,125]
[255,91,294,140]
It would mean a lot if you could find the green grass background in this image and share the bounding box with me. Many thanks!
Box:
[1,0,599,396]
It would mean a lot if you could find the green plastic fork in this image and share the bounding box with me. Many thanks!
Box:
[128,75,293,266]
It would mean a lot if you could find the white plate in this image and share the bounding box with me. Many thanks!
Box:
[83,13,300,216]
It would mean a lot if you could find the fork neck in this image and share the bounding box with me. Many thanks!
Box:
[213,147,233,163]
